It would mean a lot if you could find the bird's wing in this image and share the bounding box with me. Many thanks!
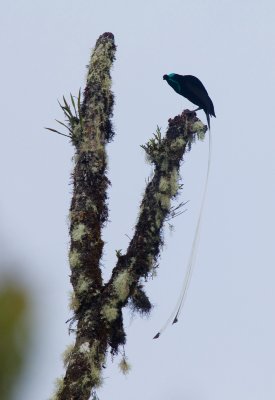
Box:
[175,75,212,110]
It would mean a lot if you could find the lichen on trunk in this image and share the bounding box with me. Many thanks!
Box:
[55,32,116,400]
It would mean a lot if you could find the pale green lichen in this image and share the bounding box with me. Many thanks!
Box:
[49,376,64,400]
[197,130,206,141]
[72,123,83,142]
[62,343,74,367]
[155,192,171,210]
[83,310,93,325]
[160,158,169,172]
[113,270,132,301]
[79,130,105,152]
[86,198,98,212]
[79,137,94,152]
[85,343,106,383]
[192,120,206,140]
[69,249,81,268]
[87,42,114,83]
[90,365,103,388]
[118,357,131,375]
[89,340,100,359]
[159,176,169,192]
[101,303,118,322]
[170,168,179,196]
[81,375,92,389]
[155,208,163,229]
[88,341,106,368]
[91,123,103,144]
[68,291,80,311]
[170,135,186,150]
[159,169,179,197]
[85,42,115,148]
[160,194,171,209]
[79,341,90,353]
[72,223,87,242]
[76,275,89,293]
[101,75,111,91]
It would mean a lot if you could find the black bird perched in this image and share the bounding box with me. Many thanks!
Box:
[163,73,216,129]
[154,73,215,340]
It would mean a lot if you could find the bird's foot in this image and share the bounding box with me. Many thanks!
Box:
[184,107,201,114]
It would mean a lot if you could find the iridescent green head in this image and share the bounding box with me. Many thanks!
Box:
[163,73,175,81]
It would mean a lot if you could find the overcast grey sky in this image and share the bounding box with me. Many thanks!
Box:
[1,1,275,399]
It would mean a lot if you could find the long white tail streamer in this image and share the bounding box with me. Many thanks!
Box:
[153,129,212,339]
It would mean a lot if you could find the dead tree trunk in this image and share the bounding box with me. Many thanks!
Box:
[50,32,207,400]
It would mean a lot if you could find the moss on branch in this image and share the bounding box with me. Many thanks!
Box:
[103,110,206,354]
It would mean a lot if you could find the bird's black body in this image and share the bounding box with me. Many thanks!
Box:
[163,73,216,129]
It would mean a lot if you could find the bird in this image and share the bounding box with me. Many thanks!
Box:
[163,73,216,129]
[153,74,215,339]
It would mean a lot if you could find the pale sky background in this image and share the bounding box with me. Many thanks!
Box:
[1,1,275,399]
